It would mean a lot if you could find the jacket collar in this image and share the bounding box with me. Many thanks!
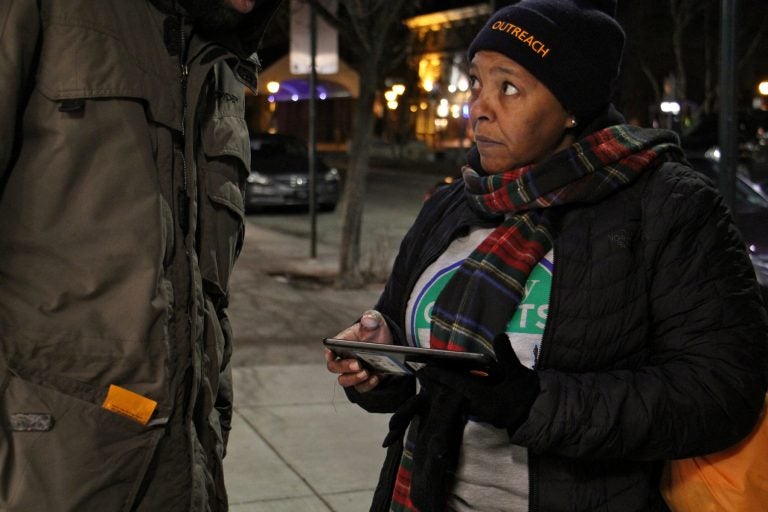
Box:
[149,0,282,60]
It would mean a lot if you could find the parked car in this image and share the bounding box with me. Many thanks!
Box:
[245,133,341,211]
[686,148,768,298]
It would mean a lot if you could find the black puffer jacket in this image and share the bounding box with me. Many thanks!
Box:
[348,141,768,511]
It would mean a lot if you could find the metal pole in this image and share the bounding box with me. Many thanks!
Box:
[308,1,318,258]
[719,0,736,209]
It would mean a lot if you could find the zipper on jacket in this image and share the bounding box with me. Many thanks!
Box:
[537,236,558,371]
[528,449,538,512]
[526,235,559,512]
[177,15,190,236]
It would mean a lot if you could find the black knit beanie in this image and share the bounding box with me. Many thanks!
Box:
[468,0,625,123]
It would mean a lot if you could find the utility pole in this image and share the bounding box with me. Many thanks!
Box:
[308,1,318,258]
[719,0,736,209]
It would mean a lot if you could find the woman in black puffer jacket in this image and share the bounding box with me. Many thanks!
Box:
[325,1,768,510]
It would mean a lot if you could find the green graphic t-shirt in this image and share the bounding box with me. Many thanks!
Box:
[405,227,553,512]
[406,230,552,370]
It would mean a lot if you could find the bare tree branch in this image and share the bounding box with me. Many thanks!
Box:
[640,60,662,105]
[738,9,768,71]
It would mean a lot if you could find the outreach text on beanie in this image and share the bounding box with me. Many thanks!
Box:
[490,20,550,58]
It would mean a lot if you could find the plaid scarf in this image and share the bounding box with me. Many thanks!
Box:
[390,125,682,511]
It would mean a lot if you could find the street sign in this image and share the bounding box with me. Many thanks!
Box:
[290,0,338,75]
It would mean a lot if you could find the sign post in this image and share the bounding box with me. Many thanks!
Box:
[290,0,338,258]
[719,0,736,209]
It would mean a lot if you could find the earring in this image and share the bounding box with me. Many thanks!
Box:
[569,118,577,127]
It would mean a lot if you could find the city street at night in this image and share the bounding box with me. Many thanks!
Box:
[222,163,449,511]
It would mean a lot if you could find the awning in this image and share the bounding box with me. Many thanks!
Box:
[254,53,359,100]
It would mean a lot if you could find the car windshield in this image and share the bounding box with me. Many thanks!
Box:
[734,179,768,213]
[250,136,307,160]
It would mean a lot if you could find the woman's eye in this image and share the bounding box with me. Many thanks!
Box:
[503,82,519,96]
[469,76,480,90]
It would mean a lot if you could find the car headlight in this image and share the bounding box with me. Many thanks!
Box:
[247,171,272,185]
[290,176,307,187]
[324,168,340,182]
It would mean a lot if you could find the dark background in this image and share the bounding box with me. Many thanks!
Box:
[257,0,768,132]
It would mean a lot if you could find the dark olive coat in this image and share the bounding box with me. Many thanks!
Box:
[0,1,278,510]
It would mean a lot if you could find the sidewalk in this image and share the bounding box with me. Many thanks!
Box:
[223,221,390,511]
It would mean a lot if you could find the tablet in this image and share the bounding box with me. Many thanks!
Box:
[323,338,501,379]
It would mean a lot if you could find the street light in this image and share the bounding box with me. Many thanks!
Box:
[266,81,280,94]
[437,99,450,118]
[660,101,680,130]
[660,101,681,115]
[757,80,768,111]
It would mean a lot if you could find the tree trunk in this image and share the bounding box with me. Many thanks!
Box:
[669,0,688,103]
[336,69,377,288]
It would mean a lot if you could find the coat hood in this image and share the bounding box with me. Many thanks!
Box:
[149,0,282,57]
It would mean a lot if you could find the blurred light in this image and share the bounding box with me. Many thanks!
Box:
[387,100,399,110]
[325,168,340,182]
[291,94,299,102]
[420,102,429,110]
[759,81,768,96]
[384,90,398,102]
[247,171,271,185]
[462,104,470,119]
[266,81,280,94]
[410,105,418,113]
[392,84,406,96]
[660,101,680,115]
[268,95,275,103]
[450,104,461,118]
[457,76,469,92]
[437,99,450,118]
[448,84,457,93]
[319,92,327,100]
[423,78,434,92]
[705,147,722,161]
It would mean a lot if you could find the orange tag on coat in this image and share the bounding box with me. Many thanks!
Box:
[102,385,157,425]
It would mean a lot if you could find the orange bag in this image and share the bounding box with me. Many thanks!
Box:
[661,395,768,512]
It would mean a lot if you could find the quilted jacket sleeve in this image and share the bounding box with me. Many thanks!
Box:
[511,163,768,460]
[0,0,40,183]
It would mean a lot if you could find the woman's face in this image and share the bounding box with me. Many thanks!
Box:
[469,51,575,174]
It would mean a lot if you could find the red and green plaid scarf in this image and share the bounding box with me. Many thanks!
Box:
[391,125,683,511]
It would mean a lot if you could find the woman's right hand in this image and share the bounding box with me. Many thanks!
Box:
[324,309,392,393]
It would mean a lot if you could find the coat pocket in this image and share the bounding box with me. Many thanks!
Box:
[35,19,178,129]
[0,373,162,512]
[198,115,249,299]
